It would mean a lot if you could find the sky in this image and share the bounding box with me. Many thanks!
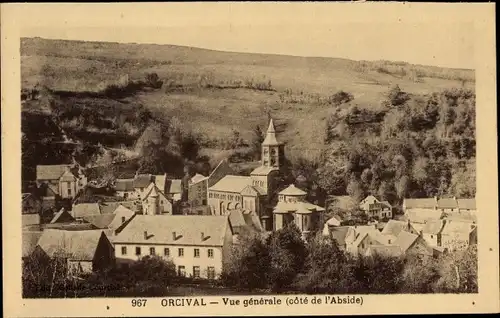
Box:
[17,3,476,69]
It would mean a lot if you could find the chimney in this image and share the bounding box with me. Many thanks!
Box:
[144,231,148,240]
[172,231,177,240]
[201,232,205,241]
[419,230,423,237]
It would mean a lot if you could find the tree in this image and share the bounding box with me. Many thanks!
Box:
[330,90,354,106]
[296,235,346,293]
[346,177,364,203]
[386,84,410,107]
[221,231,270,291]
[251,125,265,160]
[145,73,163,89]
[266,223,308,292]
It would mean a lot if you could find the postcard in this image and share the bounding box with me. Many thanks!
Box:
[2,2,498,317]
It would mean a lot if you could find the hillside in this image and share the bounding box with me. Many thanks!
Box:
[21,37,476,202]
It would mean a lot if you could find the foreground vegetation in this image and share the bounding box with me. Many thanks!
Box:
[23,224,477,298]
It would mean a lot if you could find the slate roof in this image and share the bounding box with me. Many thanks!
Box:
[381,220,411,236]
[328,226,352,247]
[229,209,247,228]
[279,184,307,196]
[72,203,101,218]
[441,220,476,235]
[250,166,279,176]
[133,174,153,188]
[113,215,231,247]
[404,198,438,209]
[115,179,135,192]
[22,231,43,258]
[437,198,458,209]
[36,165,72,180]
[405,209,444,223]
[83,214,117,229]
[209,175,252,193]
[422,219,445,234]
[37,229,106,260]
[274,201,325,214]
[99,201,138,214]
[44,222,99,231]
[262,119,282,146]
[457,198,476,210]
[394,231,419,253]
[154,174,167,193]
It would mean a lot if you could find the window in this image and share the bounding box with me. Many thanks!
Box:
[193,266,200,279]
[207,266,216,280]
[150,247,155,255]
[178,248,184,257]
[121,216,126,223]
[208,249,214,258]
[124,192,128,199]
[388,240,391,244]
[431,235,434,239]
[135,247,141,255]
[164,248,170,257]
[121,246,127,255]
[194,249,200,258]
[178,266,186,276]
[68,188,72,196]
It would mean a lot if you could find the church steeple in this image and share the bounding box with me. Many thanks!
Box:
[262,118,282,146]
[261,118,284,169]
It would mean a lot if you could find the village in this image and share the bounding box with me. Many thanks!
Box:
[21,118,478,283]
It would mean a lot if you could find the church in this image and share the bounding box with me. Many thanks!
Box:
[207,119,284,231]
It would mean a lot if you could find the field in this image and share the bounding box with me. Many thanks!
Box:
[21,37,475,166]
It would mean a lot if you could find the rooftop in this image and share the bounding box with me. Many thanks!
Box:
[262,119,283,146]
[274,201,325,214]
[37,229,106,260]
[36,164,72,181]
[115,179,135,192]
[279,184,307,196]
[209,175,252,193]
[113,215,231,247]
[72,203,101,219]
[404,197,438,209]
[250,166,279,176]
[133,174,153,189]
[381,220,411,236]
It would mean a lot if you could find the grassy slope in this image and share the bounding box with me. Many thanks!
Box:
[21,37,475,162]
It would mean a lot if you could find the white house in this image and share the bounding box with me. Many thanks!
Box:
[36,164,87,199]
[114,178,139,200]
[141,182,173,215]
[113,215,233,279]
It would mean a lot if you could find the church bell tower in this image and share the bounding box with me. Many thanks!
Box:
[261,118,284,170]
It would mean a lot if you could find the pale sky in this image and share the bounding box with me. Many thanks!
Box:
[16,3,477,69]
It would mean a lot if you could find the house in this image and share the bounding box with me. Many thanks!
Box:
[420,219,446,247]
[346,226,394,256]
[114,178,138,200]
[35,229,115,275]
[207,119,285,231]
[381,220,420,237]
[440,220,477,252]
[457,198,476,213]
[393,231,434,257]
[164,179,183,203]
[404,208,444,224]
[359,195,393,220]
[22,193,42,215]
[273,184,326,239]
[71,203,101,220]
[322,215,343,236]
[359,195,380,211]
[83,205,136,234]
[325,226,352,251]
[437,197,459,213]
[187,173,208,207]
[133,174,153,198]
[36,164,87,199]
[228,209,263,236]
[141,182,173,215]
[113,215,233,279]
[403,197,438,212]
[99,200,140,214]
